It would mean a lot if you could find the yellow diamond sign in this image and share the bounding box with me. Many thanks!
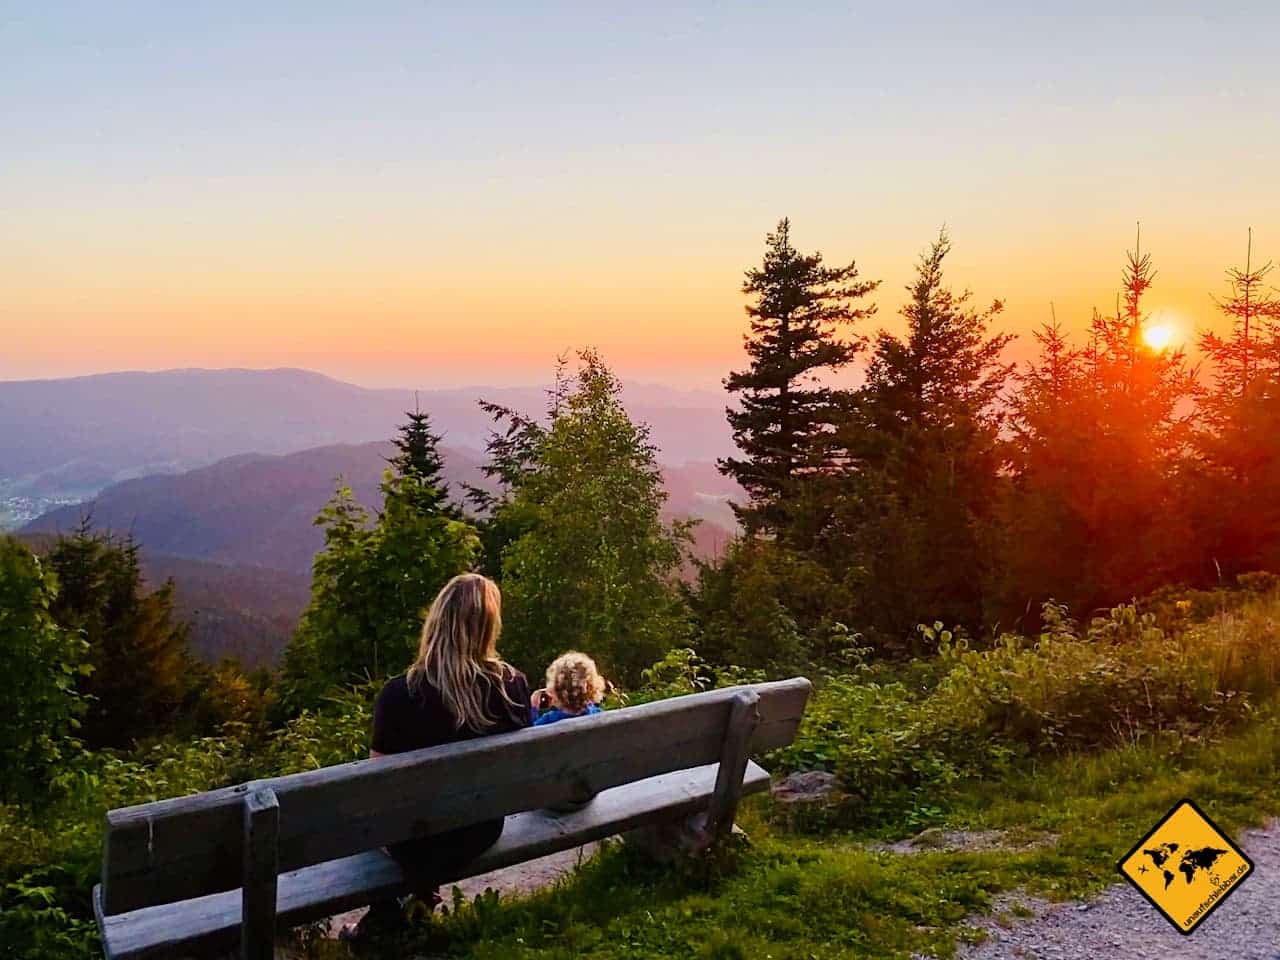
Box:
[1117,799,1253,935]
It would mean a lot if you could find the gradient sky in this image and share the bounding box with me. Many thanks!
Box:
[3,2,1279,388]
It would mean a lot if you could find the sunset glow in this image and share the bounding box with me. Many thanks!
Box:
[1142,323,1177,351]
[2,6,1279,387]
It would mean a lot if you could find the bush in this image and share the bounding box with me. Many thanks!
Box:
[774,593,1280,831]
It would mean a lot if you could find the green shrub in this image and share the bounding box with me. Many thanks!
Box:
[774,593,1280,831]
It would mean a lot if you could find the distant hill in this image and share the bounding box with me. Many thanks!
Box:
[23,441,465,572]
[15,532,309,668]
[22,443,740,663]
[0,367,734,504]
[141,554,310,668]
[25,442,740,573]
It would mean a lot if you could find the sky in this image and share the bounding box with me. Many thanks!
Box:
[3,2,1279,389]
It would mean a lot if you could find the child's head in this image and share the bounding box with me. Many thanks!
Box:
[545,651,606,713]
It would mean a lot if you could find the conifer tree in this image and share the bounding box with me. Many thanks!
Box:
[1201,228,1280,411]
[720,218,879,535]
[987,316,1095,626]
[1189,230,1280,576]
[45,522,193,748]
[839,229,1012,641]
[387,395,452,514]
[992,231,1197,624]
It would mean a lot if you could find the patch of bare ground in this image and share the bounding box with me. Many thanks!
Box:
[929,820,1278,960]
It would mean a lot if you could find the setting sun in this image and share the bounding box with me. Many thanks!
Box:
[1142,323,1176,351]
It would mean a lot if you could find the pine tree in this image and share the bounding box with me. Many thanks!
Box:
[840,229,1013,641]
[1202,228,1280,412]
[992,232,1197,624]
[987,315,1095,626]
[45,522,193,748]
[1189,230,1280,576]
[387,395,452,514]
[1082,229,1196,598]
[720,218,879,535]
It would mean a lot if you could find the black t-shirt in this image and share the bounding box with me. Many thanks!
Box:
[371,668,533,755]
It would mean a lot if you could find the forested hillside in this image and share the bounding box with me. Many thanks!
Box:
[3,222,1280,959]
[0,369,734,509]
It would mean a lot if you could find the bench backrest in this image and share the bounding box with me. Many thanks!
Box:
[101,678,811,915]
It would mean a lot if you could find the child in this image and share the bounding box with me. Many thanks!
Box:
[532,651,606,726]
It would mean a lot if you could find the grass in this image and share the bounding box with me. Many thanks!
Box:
[338,703,1280,960]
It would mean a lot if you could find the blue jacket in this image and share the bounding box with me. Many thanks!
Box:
[533,702,603,726]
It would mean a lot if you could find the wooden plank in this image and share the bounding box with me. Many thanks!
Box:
[102,678,809,914]
[100,761,772,960]
[704,690,760,839]
[241,788,278,960]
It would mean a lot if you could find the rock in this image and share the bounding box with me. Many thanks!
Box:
[771,770,842,803]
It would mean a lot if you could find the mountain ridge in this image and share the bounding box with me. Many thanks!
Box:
[0,367,735,509]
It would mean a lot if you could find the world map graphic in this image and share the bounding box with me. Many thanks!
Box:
[1142,842,1228,890]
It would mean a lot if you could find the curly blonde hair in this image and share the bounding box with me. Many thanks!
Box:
[545,651,606,714]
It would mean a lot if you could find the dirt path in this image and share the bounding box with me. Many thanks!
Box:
[324,843,598,939]
[950,821,1279,960]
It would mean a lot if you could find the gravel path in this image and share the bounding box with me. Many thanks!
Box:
[324,843,598,940]
[951,820,1279,960]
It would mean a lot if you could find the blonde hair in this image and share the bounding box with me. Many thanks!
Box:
[545,651,607,714]
[407,573,513,732]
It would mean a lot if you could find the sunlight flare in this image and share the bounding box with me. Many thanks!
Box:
[1142,322,1176,351]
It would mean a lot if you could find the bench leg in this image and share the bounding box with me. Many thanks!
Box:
[704,689,761,840]
[242,787,279,960]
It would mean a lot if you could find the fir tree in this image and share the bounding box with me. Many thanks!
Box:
[841,229,1013,641]
[720,218,879,535]
[1189,230,1280,576]
[387,395,452,514]
[45,522,193,748]
[1202,228,1280,408]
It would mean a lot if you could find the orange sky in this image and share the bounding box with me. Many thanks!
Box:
[4,6,1278,389]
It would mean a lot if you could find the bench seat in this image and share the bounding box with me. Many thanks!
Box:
[95,760,771,959]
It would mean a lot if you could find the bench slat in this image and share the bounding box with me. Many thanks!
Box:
[102,678,809,915]
[97,760,772,960]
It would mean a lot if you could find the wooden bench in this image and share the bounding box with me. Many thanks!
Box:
[94,678,811,959]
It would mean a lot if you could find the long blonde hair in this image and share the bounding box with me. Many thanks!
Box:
[406,573,513,732]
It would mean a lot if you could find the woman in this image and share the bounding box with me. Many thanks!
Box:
[342,573,532,942]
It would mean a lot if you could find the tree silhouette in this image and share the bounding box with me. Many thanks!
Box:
[721,218,878,535]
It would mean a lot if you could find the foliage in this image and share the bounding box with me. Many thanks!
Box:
[688,537,860,676]
[774,590,1280,831]
[44,523,194,749]
[266,681,379,774]
[720,218,879,536]
[989,233,1197,628]
[833,229,1013,642]
[1186,230,1280,582]
[0,536,89,803]
[281,473,480,709]
[387,397,455,515]
[344,705,1280,960]
[0,682,375,960]
[493,350,693,685]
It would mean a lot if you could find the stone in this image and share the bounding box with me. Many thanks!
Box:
[770,770,842,804]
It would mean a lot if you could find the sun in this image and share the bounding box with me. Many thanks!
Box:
[1142,323,1176,351]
